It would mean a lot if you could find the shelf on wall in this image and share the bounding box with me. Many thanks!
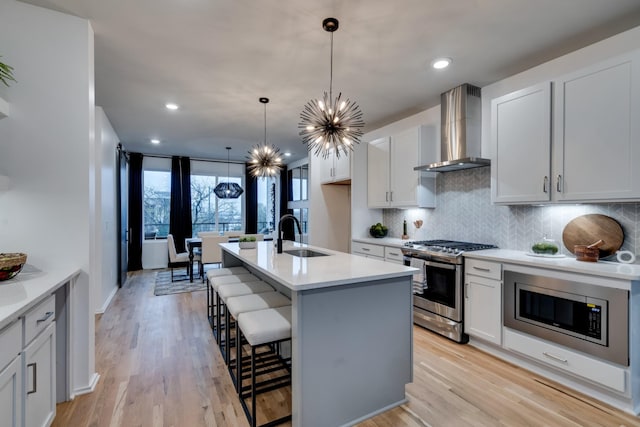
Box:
[0,95,9,119]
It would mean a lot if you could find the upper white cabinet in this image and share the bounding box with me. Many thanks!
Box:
[491,82,552,204]
[319,149,351,184]
[367,126,436,208]
[491,50,640,204]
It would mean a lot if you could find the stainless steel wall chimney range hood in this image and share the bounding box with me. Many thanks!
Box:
[414,84,490,172]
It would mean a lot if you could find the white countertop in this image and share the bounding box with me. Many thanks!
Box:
[0,266,81,330]
[464,249,640,281]
[351,236,409,248]
[221,241,416,291]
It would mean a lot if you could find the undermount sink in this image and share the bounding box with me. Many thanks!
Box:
[283,249,330,258]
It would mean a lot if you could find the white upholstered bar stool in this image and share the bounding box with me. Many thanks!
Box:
[206,266,250,330]
[216,280,274,362]
[211,273,263,343]
[236,306,292,427]
[224,292,291,388]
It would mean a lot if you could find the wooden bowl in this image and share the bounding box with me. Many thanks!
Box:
[0,253,27,281]
[574,245,599,262]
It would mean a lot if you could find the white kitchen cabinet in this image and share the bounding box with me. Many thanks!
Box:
[367,126,436,208]
[464,259,502,345]
[23,322,56,427]
[492,50,640,204]
[384,246,404,264]
[0,320,22,427]
[491,82,552,204]
[351,241,384,261]
[319,149,351,184]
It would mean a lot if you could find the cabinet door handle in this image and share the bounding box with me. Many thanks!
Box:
[390,191,393,202]
[542,351,568,363]
[472,266,491,272]
[556,174,562,193]
[465,283,469,299]
[385,192,388,202]
[543,176,549,193]
[36,311,54,324]
[27,362,37,394]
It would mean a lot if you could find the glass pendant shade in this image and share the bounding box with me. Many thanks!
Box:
[214,147,244,199]
[299,17,364,159]
[247,97,283,177]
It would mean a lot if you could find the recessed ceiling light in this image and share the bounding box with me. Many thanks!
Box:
[165,103,179,110]
[150,138,160,144]
[284,152,292,157]
[431,58,451,70]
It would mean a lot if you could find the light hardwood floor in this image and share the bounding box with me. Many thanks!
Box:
[53,269,640,427]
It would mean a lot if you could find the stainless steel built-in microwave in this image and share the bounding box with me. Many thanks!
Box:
[504,270,629,366]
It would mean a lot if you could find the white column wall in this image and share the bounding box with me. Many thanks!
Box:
[96,107,119,313]
[0,0,97,396]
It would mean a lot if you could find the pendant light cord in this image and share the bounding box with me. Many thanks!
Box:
[264,102,267,143]
[329,31,334,101]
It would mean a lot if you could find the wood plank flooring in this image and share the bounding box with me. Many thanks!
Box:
[53,269,640,427]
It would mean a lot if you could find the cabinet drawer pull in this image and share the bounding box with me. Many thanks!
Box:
[472,266,491,272]
[556,174,562,192]
[36,311,54,324]
[542,351,568,363]
[27,362,37,394]
[543,176,549,193]
[361,247,371,252]
[388,252,399,256]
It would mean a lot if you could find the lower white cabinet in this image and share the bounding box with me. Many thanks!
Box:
[351,241,384,261]
[384,246,404,264]
[0,354,22,427]
[23,322,56,427]
[464,259,502,345]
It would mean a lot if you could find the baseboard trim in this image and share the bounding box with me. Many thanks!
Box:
[71,373,100,399]
[96,286,118,314]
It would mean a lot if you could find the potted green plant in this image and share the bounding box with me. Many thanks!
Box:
[238,236,257,249]
[0,56,16,87]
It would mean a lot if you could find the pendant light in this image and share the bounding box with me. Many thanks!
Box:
[247,97,283,178]
[214,147,244,199]
[299,17,364,159]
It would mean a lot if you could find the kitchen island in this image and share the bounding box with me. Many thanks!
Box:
[220,240,416,427]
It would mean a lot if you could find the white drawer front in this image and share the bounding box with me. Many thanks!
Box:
[465,258,501,280]
[384,247,404,263]
[351,242,384,258]
[0,320,21,372]
[504,328,626,393]
[24,295,56,346]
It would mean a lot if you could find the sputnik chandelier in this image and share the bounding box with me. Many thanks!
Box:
[299,17,364,159]
[248,97,283,178]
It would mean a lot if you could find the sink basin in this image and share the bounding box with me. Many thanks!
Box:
[283,249,329,258]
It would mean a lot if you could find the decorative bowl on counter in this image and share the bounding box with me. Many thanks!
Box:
[369,223,388,238]
[238,236,257,249]
[530,237,559,255]
[0,252,27,281]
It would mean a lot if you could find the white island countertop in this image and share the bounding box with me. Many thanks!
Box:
[220,240,416,291]
[0,266,81,330]
[464,249,640,281]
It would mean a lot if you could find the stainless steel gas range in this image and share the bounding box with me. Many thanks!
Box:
[401,240,496,343]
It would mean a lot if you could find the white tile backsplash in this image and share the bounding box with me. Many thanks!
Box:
[383,167,640,261]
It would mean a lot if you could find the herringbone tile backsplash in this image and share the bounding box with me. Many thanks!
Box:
[383,168,639,261]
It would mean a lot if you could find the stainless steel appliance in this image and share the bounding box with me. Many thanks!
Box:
[402,240,497,343]
[414,84,490,172]
[504,270,629,365]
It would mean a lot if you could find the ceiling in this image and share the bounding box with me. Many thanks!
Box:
[19,0,640,163]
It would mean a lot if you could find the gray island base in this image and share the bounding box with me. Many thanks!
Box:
[220,241,415,427]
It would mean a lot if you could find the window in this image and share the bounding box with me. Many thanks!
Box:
[142,157,245,239]
[286,159,309,243]
[143,170,171,239]
[257,176,277,235]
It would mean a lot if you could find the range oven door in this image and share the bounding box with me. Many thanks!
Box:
[412,259,462,322]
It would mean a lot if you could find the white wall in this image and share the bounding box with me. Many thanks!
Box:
[308,155,351,252]
[96,107,119,313]
[0,0,97,396]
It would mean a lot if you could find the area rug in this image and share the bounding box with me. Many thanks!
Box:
[154,269,206,296]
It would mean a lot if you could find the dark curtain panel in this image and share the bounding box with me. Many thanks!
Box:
[169,156,192,253]
[279,166,294,240]
[245,164,258,234]
[127,152,144,271]
[180,157,192,241]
